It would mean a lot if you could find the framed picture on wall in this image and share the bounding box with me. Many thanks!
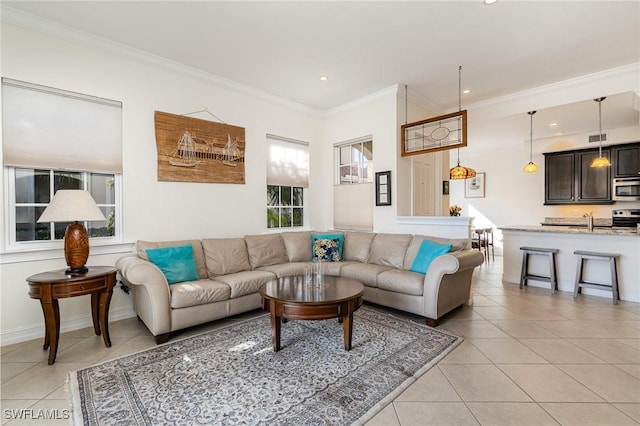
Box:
[465,172,485,198]
[375,171,392,206]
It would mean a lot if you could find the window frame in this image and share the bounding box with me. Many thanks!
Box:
[267,184,305,229]
[335,137,374,185]
[4,166,123,252]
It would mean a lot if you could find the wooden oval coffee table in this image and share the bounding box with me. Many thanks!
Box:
[259,275,365,352]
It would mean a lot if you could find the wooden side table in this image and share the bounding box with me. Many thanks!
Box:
[27,266,117,365]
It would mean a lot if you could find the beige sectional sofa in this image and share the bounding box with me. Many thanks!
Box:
[116,231,484,343]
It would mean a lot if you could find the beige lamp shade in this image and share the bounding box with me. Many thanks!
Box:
[37,190,105,275]
[37,190,106,223]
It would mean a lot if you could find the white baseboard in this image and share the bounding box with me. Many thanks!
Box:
[0,306,136,347]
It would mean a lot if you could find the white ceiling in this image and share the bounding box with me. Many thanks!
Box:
[3,1,640,137]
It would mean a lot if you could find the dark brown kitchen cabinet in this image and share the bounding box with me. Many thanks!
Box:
[544,148,612,205]
[613,142,640,177]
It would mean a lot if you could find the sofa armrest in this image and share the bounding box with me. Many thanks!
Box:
[116,254,172,335]
[422,249,484,319]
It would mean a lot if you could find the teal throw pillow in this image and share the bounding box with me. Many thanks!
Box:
[311,233,343,262]
[409,239,452,274]
[146,243,199,284]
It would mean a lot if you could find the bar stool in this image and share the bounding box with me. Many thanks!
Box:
[573,251,620,305]
[519,246,559,294]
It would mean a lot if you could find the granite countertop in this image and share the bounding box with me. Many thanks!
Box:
[541,217,613,227]
[499,224,639,237]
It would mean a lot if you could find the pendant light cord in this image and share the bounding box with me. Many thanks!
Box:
[529,111,534,160]
[456,66,462,165]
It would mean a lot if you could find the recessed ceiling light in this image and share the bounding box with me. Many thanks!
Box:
[556,132,564,136]
[462,89,471,94]
[484,0,497,4]
[550,122,559,127]
[319,76,329,81]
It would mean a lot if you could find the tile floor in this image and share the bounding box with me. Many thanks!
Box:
[1,255,639,425]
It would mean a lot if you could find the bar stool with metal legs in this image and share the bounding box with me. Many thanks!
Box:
[519,246,559,294]
[573,250,620,305]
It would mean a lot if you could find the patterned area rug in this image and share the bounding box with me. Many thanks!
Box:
[68,307,461,425]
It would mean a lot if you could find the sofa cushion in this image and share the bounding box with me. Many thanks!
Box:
[313,237,342,261]
[136,239,207,279]
[311,233,344,261]
[258,262,309,278]
[145,244,199,284]
[403,235,468,270]
[169,279,231,309]
[215,270,276,299]
[377,270,425,296]
[343,232,375,263]
[368,233,412,269]
[244,234,289,269]
[202,238,251,277]
[340,263,392,287]
[409,239,452,274]
[281,231,312,262]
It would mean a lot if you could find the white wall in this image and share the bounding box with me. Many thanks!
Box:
[0,22,323,345]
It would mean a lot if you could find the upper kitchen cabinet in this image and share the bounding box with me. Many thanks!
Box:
[545,148,612,205]
[613,142,640,177]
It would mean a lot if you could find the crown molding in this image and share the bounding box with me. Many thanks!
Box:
[462,63,640,116]
[0,5,324,117]
[323,84,400,117]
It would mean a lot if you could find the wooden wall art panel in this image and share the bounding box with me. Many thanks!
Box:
[154,111,245,184]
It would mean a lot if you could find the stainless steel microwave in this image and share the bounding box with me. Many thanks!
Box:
[613,177,640,201]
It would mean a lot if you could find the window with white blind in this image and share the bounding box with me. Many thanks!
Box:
[2,78,122,251]
[333,136,374,230]
[266,134,309,229]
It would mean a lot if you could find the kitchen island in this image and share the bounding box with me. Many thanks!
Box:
[500,225,640,303]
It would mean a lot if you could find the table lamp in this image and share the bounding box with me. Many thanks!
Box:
[37,190,106,274]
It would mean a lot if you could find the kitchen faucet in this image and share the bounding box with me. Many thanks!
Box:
[583,212,594,232]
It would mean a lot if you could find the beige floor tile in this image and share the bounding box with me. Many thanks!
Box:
[471,306,528,321]
[569,338,640,364]
[498,364,603,402]
[54,335,130,364]
[466,402,559,426]
[393,402,479,426]
[440,341,491,364]
[469,339,548,364]
[519,339,607,364]
[0,338,85,364]
[534,320,611,338]
[616,364,640,380]
[541,402,638,425]
[613,403,640,423]
[98,335,157,362]
[468,294,502,307]
[618,338,640,350]
[442,320,512,339]
[1,362,89,400]
[365,403,400,426]
[2,399,71,425]
[0,400,39,426]
[396,367,461,402]
[559,364,640,403]
[491,321,560,338]
[439,364,531,402]
[0,363,38,384]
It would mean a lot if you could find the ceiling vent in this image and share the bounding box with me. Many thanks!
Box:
[588,133,607,143]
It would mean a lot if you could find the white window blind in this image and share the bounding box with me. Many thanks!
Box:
[333,183,373,230]
[266,134,309,187]
[2,78,123,173]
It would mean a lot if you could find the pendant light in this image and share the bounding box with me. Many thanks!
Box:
[449,66,476,180]
[590,97,611,168]
[523,110,538,173]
